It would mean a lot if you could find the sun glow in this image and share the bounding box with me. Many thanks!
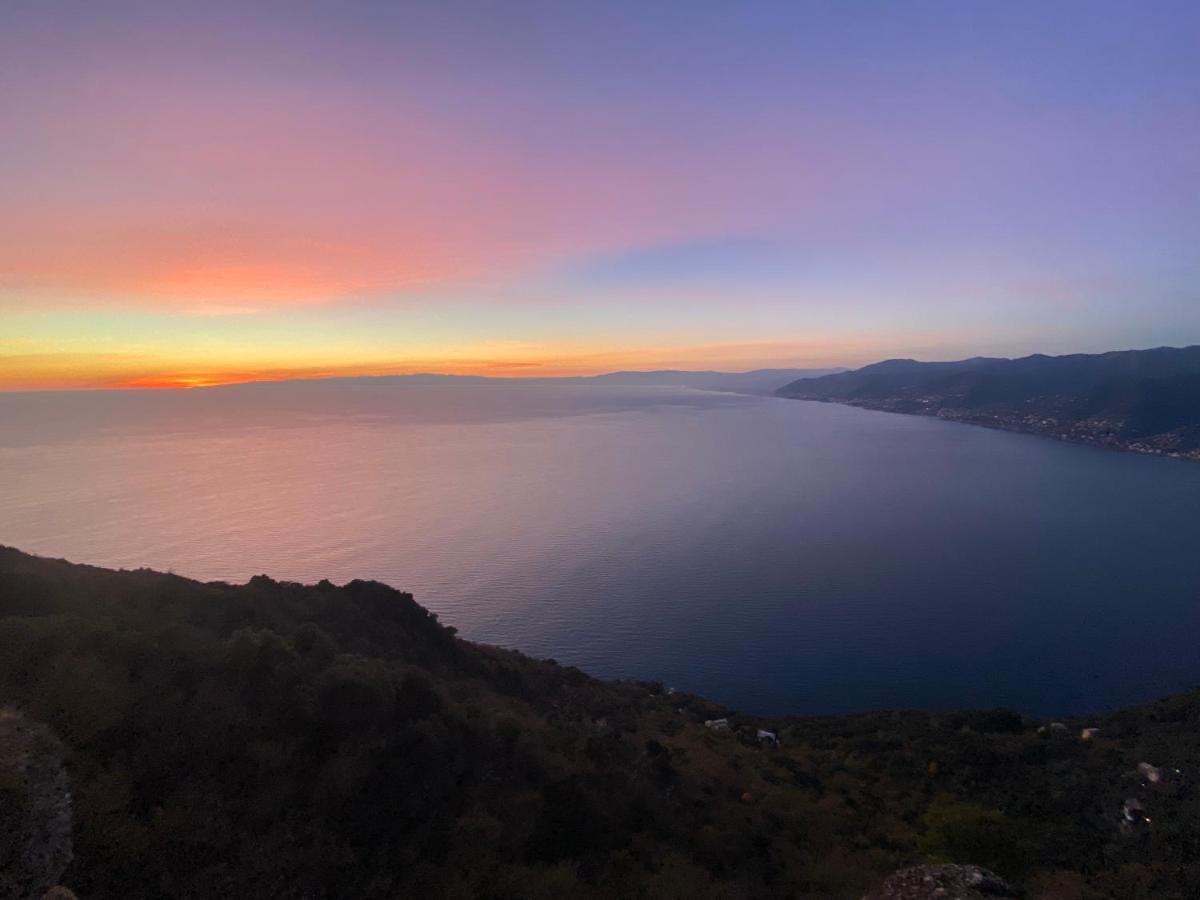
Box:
[2,2,1198,391]
[2,330,924,391]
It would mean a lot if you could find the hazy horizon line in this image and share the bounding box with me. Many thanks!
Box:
[3,342,1197,395]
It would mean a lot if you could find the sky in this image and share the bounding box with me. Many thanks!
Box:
[2,0,1199,389]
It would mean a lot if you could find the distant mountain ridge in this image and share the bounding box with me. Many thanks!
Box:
[214,367,844,396]
[588,367,842,394]
[776,346,1200,460]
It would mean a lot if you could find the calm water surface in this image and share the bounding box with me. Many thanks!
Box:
[2,380,1199,716]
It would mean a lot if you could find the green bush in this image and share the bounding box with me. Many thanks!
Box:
[918,793,1025,877]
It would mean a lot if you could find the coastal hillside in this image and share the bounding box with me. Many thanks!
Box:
[587,368,843,395]
[775,346,1200,460]
[1,547,1197,898]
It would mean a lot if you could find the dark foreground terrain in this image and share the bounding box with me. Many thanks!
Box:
[776,346,1200,460]
[1,547,1197,898]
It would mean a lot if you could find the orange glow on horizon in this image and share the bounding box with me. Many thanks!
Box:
[2,338,884,392]
[120,375,238,390]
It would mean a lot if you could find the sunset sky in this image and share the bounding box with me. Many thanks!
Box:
[3,1,1199,389]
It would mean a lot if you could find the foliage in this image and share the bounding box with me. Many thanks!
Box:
[918,794,1025,876]
[1,546,1198,898]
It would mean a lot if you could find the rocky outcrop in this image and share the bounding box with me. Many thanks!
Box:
[0,709,74,900]
[863,864,1020,899]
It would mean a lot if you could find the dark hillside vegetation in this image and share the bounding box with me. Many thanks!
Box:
[1,546,1198,898]
[776,346,1200,460]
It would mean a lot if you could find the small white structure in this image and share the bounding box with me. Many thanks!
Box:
[756,729,779,746]
[1137,762,1163,783]
[704,718,730,731]
[1080,727,1100,741]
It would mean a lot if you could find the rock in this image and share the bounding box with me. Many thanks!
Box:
[863,864,1020,899]
[0,709,74,900]
[1136,762,1162,783]
[1122,797,1144,820]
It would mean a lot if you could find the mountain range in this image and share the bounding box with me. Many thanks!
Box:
[227,368,843,397]
[776,346,1200,460]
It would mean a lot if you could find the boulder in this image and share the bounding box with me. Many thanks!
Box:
[0,709,74,900]
[863,864,1020,899]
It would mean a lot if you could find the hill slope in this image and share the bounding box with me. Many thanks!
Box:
[588,368,843,394]
[776,346,1200,460]
[1,547,1198,898]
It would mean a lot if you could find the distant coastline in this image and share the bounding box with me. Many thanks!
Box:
[788,395,1200,462]
[776,346,1200,462]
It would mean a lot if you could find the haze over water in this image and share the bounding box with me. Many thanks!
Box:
[3,380,1199,716]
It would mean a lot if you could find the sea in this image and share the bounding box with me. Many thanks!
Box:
[3,378,1199,716]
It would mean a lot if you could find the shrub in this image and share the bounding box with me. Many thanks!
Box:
[918,793,1025,877]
